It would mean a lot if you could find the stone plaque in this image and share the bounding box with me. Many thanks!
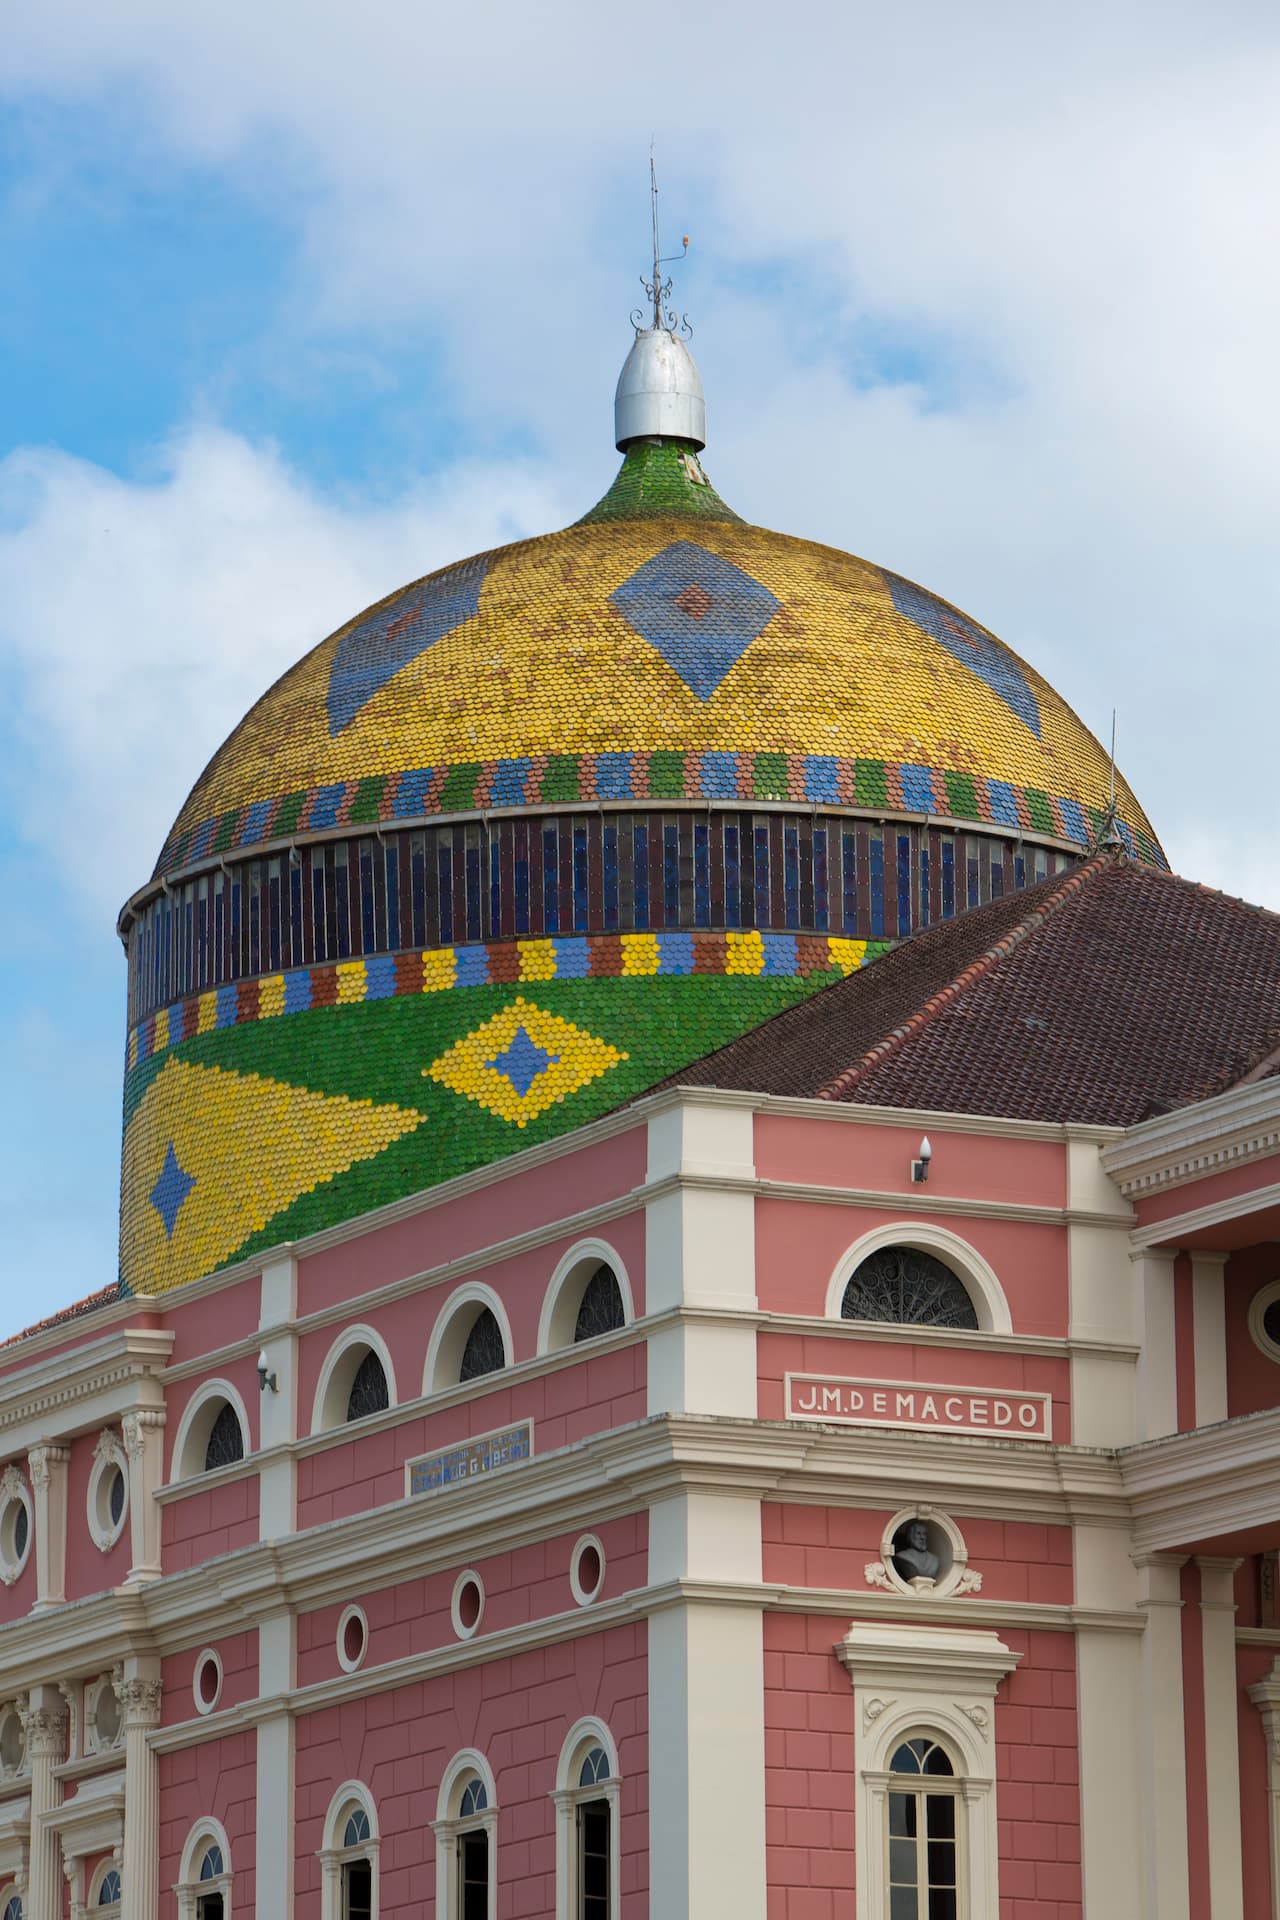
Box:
[407,1420,533,1497]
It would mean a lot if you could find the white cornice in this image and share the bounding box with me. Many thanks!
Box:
[1102,1076,1280,1198]
[0,1328,172,1449]
[1121,1404,1280,1550]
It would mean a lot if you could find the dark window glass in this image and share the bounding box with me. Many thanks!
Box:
[97,1870,122,1905]
[196,1896,224,1920]
[13,1505,28,1561]
[459,1308,506,1382]
[4,1897,23,1920]
[574,1267,626,1343]
[345,1349,390,1422]
[1263,1297,1280,1349]
[203,1403,245,1472]
[459,1828,488,1920]
[108,1467,126,1526]
[343,1857,372,1920]
[888,1740,958,1919]
[841,1248,978,1331]
[199,1845,224,1879]
[579,1798,611,1919]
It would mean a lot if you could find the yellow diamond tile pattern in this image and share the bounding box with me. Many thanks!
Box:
[425,997,628,1128]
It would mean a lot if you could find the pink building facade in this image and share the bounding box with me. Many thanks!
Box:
[1,1074,1279,1918]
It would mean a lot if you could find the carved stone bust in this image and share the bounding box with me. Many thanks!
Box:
[892,1519,941,1585]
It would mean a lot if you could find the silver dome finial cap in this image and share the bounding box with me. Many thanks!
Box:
[614,327,706,451]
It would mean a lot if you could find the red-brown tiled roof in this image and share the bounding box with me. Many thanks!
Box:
[0,1283,123,1351]
[667,853,1280,1126]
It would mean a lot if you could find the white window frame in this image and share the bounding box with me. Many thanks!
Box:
[552,1719,621,1920]
[169,1381,252,1483]
[85,1858,122,1919]
[175,1817,233,1920]
[86,1433,129,1554]
[432,1750,498,1920]
[318,1780,379,1920]
[825,1223,1012,1333]
[311,1326,398,1433]
[0,1469,33,1586]
[838,1621,1020,1920]
[538,1241,634,1354]
[423,1288,513,1395]
[82,1677,123,1757]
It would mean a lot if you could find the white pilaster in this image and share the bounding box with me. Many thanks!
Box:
[648,1486,765,1920]
[1132,1249,1179,1441]
[1247,1659,1280,1920]
[258,1254,298,1537]
[118,1662,162,1920]
[1074,1523,1144,1919]
[256,1611,296,1916]
[25,1445,69,1609]
[21,1689,66,1920]
[1190,1254,1229,1430]
[1198,1557,1244,1920]
[1134,1553,1190,1920]
[121,1409,166,1581]
[645,1099,757,1417]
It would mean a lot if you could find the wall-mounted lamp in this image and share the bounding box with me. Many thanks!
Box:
[911,1136,932,1184]
[257,1349,279,1394]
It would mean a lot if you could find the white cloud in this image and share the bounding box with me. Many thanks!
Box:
[0,431,566,920]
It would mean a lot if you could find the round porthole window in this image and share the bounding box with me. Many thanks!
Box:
[193,1649,223,1716]
[88,1434,129,1553]
[0,1705,26,1778]
[451,1571,485,1641]
[570,1534,606,1607]
[867,1507,981,1600]
[337,1605,368,1673]
[88,1677,122,1751]
[1248,1281,1280,1362]
[0,1472,32,1587]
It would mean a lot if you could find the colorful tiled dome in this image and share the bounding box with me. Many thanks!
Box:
[118,331,1159,1299]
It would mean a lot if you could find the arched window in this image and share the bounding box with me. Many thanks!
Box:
[319,1786,379,1920]
[887,1738,959,1916]
[554,1722,621,1920]
[204,1403,245,1472]
[841,1246,978,1330]
[573,1267,626,1344]
[459,1309,506,1383]
[197,1842,226,1920]
[433,1754,497,1920]
[346,1350,390,1423]
[96,1867,122,1906]
[3,1894,23,1920]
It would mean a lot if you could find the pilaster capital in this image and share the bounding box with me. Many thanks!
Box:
[20,1702,67,1759]
[116,1675,162,1729]
[25,1445,70,1491]
[121,1410,165,1460]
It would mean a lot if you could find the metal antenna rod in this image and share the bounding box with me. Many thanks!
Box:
[1109,709,1117,816]
[650,149,662,330]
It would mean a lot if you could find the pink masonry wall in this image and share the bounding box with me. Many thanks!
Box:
[62,1427,133,1603]
[294,1620,648,1918]
[753,1195,1069,1337]
[762,1616,1081,1919]
[761,1505,1073,1608]
[158,1281,262,1370]
[296,1208,647,1425]
[759,1331,1072,1446]
[157,1728,257,1918]
[296,1127,649,1319]
[296,1343,646,1533]
[297,1514,647,1689]
[1224,1244,1280,1420]
[161,1472,260,1574]
[753,1115,1067,1212]
[1237,1643,1274,1918]
[161,1630,258,1729]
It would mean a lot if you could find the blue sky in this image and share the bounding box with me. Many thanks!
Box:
[2,0,1278,1337]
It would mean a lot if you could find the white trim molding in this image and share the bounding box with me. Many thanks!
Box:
[1248,1279,1280,1366]
[1102,1076,1280,1198]
[433,1750,498,1920]
[422,1285,514,1395]
[838,1620,1020,1920]
[538,1240,634,1355]
[825,1222,1013,1334]
[552,1718,621,1920]
[169,1380,251,1484]
[319,1780,379,1920]
[0,1467,33,1587]
[87,1431,129,1554]
[1249,1658,1280,1920]
[175,1816,233,1920]
[310,1324,398,1434]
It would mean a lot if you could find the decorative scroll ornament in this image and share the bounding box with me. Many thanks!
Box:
[864,1561,895,1591]
[0,1465,26,1502]
[632,152,692,337]
[121,1408,165,1459]
[93,1428,125,1467]
[957,1702,989,1732]
[20,1704,67,1757]
[862,1696,896,1732]
[115,1675,163,1727]
[954,1567,983,1595]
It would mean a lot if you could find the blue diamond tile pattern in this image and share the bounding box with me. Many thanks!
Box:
[609,541,781,700]
[149,1141,196,1240]
[883,571,1042,738]
[327,554,490,735]
[485,1027,560,1098]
